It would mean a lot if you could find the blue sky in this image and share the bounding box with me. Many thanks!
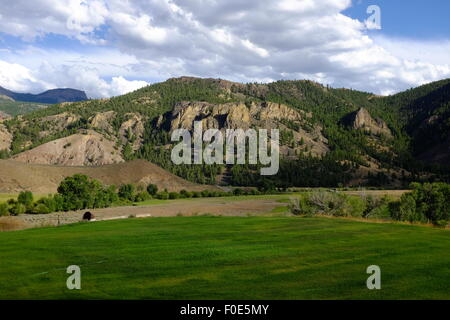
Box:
[0,0,449,98]
[344,0,450,39]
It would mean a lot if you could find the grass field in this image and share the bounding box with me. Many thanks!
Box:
[0,216,448,300]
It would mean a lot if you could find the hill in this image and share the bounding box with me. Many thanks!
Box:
[0,159,215,193]
[12,130,124,166]
[1,76,449,188]
[0,86,88,104]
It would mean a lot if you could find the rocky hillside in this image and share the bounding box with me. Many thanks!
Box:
[12,130,123,166]
[0,159,216,194]
[156,101,328,157]
[0,76,449,188]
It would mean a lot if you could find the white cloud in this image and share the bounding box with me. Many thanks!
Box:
[109,76,149,96]
[0,60,49,92]
[0,0,449,96]
[0,58,149,98]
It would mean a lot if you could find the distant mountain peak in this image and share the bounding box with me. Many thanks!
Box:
[0,86,88,104]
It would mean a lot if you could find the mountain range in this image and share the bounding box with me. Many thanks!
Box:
[0,86,88,104]
[0,76,449,189]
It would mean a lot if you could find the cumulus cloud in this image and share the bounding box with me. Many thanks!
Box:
[0,58,149,98]
[0,60,49,92]
[0,0,449,96]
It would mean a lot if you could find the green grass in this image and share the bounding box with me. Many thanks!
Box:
[0,216,448,300]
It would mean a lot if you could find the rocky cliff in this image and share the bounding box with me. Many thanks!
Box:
[157,101,329,157]
[348,108,392,138]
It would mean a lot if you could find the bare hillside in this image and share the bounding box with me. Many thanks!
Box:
[0,159,217,193]
[12,130,124,166]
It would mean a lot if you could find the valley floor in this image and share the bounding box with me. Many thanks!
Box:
[0,216,448,300]
[0,191,410,231]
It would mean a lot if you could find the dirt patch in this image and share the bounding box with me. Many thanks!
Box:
[3,197,282,231]
[0,217,26,231]
[342,190,409,199]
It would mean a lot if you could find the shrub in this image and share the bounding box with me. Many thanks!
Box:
[36,196,57,213]
[156,192,169,200]
[134,191,151,202]
[147,184,158,196]
[201,190,210,198]
[233,188,243,196]
[288,196,314,216]
[118,184,136,201]
[10,203,26,216]
[18,191,34,207]
[179,190,188,198]
[0,203,9,216]
[366,203,391,219]
[33,203,51,214]
[291,191,367,218]
[169,192,180,200]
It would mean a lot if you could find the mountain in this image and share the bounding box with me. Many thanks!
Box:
[0,86,88,104]
[1,76,449,188]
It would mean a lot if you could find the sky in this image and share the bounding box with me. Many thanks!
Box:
[0,0,449,98]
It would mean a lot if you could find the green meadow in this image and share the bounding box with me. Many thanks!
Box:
[0,216,448,300]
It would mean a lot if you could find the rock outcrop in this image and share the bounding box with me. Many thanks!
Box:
[159,101,329,157]
[12,130,123,166]
[0,124,12,151]
[348,108,392,138]
[168,101,306,131]
[119,113,146,151]
[41,112,81,131]
[89,111,116,134]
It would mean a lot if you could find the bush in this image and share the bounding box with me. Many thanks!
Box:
[201,190,210,198]
[156,192,169,200]
[10,203,26,216]
[290,191,367,218]
[366,204,391,219]
[232,188,244,196]
[118,184,136,201]
[33,203,51,214]
[147,184,158,196]
[36,196,57,214]
[18,191,34,208]
[288,197,313,216]
[0,203,9,216]
[169,192,180,200]
[134,191,151,202]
